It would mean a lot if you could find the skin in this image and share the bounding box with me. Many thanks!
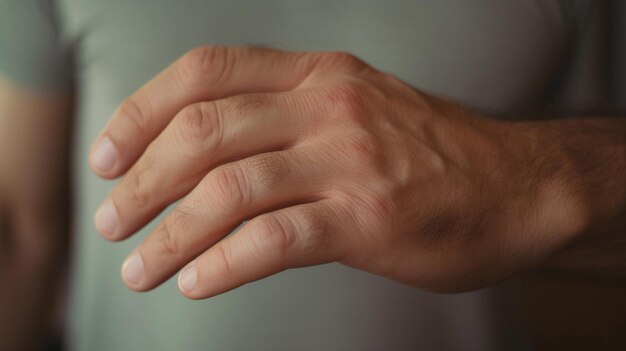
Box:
[0,76,73,351]
[86,46,626,299]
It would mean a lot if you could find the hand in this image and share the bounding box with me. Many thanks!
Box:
[90,46,581,298]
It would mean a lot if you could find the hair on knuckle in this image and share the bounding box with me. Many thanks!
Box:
[224,94,268,119]
[244,153,290,191]
[297,207,331,254]
[169,203,196,232]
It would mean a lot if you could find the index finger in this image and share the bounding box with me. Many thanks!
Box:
[89,46,345,178]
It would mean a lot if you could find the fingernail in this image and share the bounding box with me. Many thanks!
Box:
[91,136,118,173]
[179,264,197,292]
[122,252,144,286]
[95,198,119,238]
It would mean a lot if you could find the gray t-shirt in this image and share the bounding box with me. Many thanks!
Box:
[0,1,604,350]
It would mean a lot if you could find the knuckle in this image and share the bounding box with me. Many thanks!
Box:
[357,192,396,232]
[179,46,233,88]
[175,102,223,157]
[214,244,234,278]
[206,164,249,210]
[342,133,381,162]
[123,157,155,209]
[330,194,393,256]
[320,52,367,72]
[328,51,360,66]
[293,207,330,255]
[169,202,197,233]
[250,214,296,260]
[155,219,180,256]
[305,52,369,85]
[324,133,382,177]
[253,207,329,262]
[118,97,149,135]
[378,72,404,87]
[242,153,290,191]
[323,82,368,121]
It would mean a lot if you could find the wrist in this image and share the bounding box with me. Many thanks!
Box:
[513,118,626,274]
[489,119,593,268]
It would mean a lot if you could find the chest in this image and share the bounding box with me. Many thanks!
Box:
[60,0,568,113]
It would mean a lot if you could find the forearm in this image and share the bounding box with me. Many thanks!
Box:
[0,204,70,351]
[513,117,626,275]
[0,77,73,351]
[0,161,72,351]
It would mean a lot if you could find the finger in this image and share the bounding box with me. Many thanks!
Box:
[120,147,334,291]
[95,90,323,240]
[89,47,359,178]
[177,200,342,299]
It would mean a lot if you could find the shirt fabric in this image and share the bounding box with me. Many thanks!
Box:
[0,1,605,350]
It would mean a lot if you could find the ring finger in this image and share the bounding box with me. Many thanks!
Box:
[121,145,335,291]
[95,90,324,240]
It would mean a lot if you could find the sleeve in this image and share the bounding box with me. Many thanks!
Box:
[0,0,74,90]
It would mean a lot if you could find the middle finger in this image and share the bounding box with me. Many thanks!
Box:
[121,145,334,291]
[95,90,322,240]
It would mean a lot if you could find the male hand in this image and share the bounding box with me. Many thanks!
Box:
[90,47,583,298]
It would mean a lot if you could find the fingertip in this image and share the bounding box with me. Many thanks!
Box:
[95,198,119,240]
[121,251,152,292]
[177,263,227,300]
[178,286,220,300]
[179,290,204,300]
[89,135,120,178]
[178,264,198,294]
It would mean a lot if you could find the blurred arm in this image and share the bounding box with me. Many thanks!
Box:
[0,76,73,351]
